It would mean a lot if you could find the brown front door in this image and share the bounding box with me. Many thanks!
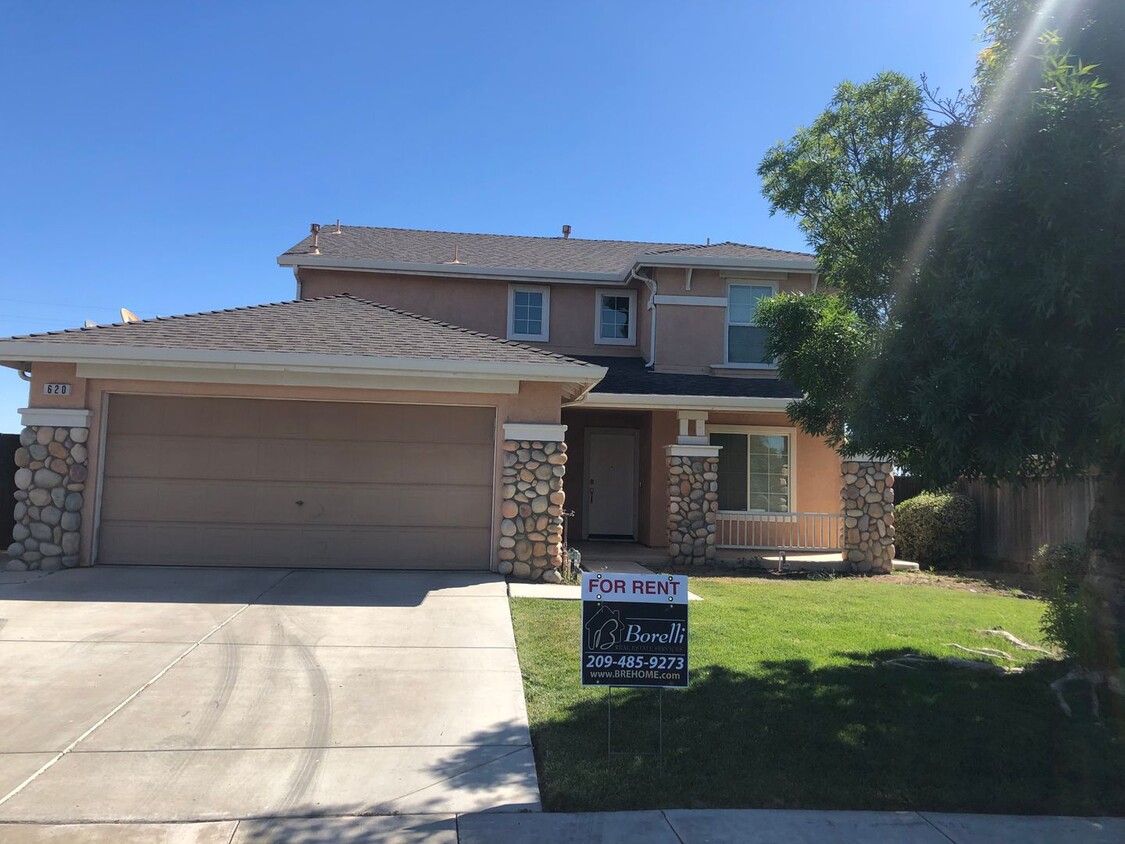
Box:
[584,429,638,539]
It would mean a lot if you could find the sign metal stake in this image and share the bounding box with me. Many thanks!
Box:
[581,571,687,770]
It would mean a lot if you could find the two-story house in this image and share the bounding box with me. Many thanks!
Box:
[3,225,879,581]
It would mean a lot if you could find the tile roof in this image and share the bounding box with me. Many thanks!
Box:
[576,356,803,399]
[3,294,598,368]
[279,225,814,275]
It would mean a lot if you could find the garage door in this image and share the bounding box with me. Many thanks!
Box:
[97,395,494,569]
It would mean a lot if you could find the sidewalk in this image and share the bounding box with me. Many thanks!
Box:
[2,809,1120,842]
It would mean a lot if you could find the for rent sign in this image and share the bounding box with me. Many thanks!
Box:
[581,572,689,688]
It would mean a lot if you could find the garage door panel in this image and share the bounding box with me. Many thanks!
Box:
[98,396,495,569]
[104,434,256,481]
[106,436,494,487]
[103,478,492,528]
[308,442,495,485]
[99,522,489,569]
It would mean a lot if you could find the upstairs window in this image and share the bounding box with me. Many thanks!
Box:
[710,428,792,513]
[595,289,637,345]
[726,283,776,365]
[508,285,550,342]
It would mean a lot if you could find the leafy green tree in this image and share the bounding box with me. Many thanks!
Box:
[755,71,956,449]
[760,0,1124,673]
[851,3,1125,673]
[758,71,947,324]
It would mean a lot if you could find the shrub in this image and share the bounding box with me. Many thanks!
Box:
[895,491,976,568]
[1036,543,1096,663]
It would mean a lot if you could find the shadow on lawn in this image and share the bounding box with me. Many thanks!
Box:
[530,650,1125,816]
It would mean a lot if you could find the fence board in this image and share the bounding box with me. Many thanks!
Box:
[956,477,1096,565]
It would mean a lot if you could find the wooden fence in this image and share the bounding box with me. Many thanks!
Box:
[956,476,1097,565]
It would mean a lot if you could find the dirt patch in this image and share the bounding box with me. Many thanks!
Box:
[655,564,1041,598]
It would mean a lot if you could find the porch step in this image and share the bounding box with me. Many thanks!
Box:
[892,560,921,572]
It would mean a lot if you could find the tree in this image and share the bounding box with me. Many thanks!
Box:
[850,1,1125,675]
[755,72,956,448]
[758,0,1125,676]
[757,71,948,324]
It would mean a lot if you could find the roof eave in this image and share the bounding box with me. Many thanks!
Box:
[634,255,817,272]
[277,254,628,284]
[572,392,797,411]
[0,341,606,388]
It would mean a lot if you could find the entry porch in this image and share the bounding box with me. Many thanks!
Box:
[560,405,863,563]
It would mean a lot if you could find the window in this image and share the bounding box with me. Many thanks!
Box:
[595,289,637,345]
[710,429,792,513]
[508,285,550,341]
[726,283,775,365]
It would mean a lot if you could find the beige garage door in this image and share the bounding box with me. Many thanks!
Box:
[97,395,494,569]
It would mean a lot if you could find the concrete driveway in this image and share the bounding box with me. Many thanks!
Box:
[0,566,539,823]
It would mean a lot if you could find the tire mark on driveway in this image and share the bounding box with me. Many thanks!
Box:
[275,631,332,815]
[0,569,295,809]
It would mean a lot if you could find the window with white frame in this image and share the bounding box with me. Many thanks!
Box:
[508,285,550,341]
[595,289,637,345]
[710,428,792,513]
[726,283,776,365]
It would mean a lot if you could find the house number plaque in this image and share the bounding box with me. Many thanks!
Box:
[43,383,71,396]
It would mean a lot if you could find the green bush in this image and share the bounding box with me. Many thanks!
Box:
[1037,543,1095,663]
[895,491,976,568]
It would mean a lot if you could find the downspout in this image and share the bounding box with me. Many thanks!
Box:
[18,367,31,381]
[630,267,657,367]
[293,267,303,299]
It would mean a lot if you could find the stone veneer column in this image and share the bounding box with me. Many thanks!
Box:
[497,423,567,583]
[666,444,720,566]
[841,458,895,573]
[8,409,92,572]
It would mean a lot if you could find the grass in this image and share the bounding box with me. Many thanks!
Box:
[511,577,1125,815]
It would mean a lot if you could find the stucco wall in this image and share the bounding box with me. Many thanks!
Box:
[299,268,645,360]
[651,268,816,375]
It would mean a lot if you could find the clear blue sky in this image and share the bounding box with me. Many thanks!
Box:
[0,1,983,431]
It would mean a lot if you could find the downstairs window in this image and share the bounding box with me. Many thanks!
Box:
[709,429,792,513]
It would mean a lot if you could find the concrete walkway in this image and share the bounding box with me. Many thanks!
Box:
[1,809,1120,842]
[0,566,538,823]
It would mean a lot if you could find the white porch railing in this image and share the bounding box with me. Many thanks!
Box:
[716,512,843,552]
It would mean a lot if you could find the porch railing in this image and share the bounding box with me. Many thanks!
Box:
[716,512,842,552]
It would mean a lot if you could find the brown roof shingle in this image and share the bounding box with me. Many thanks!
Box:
[3,294,597,368]
[278,225,813,275]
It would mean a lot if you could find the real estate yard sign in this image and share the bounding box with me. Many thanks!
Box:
[581,572,689,688]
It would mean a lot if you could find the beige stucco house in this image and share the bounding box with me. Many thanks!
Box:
[2,225,895,580]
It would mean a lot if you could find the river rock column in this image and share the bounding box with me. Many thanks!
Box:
[841,458,895,573]
[8,410,92,572]
[666,444,720,565]
[497,423,567,583]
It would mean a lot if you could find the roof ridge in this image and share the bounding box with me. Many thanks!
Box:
[641,240,813,258]
[642,243,712,256]
[308,224,697,250]
[717,239,814,257]
[4,297,327,341]
[335,294,590,366]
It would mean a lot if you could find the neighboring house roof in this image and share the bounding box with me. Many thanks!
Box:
[278,225,815,280]
[573,356,801,410]
[0,295,605,398]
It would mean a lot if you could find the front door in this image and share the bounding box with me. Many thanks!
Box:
[584,429,638,539]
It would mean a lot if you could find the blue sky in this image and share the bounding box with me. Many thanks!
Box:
[0,1,983,430]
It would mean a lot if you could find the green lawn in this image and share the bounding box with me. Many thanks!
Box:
[511,577,1125,815]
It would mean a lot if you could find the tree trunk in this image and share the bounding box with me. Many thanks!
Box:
[1084,458,1125,674]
